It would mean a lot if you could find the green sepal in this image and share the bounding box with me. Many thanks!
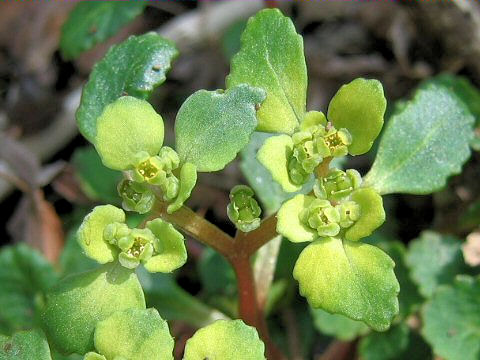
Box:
[94,97,164,170]
[227,9,307,134]
[0,329,51,360]
[93,308,174,360]
[143,219,187,273]
[344,188,385,241]
[327,78,386,155]
[257,135,302,193]
[300,111,327,131]
[276,194,316,243]
[293,238,399,331]
[175,85,265,172]
[183,319,266,360]
[77,205,125,264]
[167,162,197,214]
[42,263,145,355]
[84,353,107,360]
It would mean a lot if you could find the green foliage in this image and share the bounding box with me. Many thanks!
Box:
[327,78,386,155]
[358,324,409,360]
[310,308,368,341]
[175,85,265,172]
[364,85,474,195]
[293,238,399,331]
[183,320,266,360]
[406,231,469,298]
[72,146,122,204]
[0,329,51,360]
[93,308,174,360]
[0,244,58,335]
[166,162,197,214]
[95,96,164,170]
[227,9,307,134]
[422,275,480,360]
[76,33,177,142]
[60,2,146,60]
[77,205,125,264]
[42,263,145,355]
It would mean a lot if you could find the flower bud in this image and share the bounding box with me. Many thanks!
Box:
[227,185,261,232]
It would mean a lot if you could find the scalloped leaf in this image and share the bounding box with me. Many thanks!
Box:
[328,78,386,155]
[76,33,177,142]
[276,194,316,243]
[293,238,399,331]
[60,2,146,60]
[42,263,145,355]
[405,231,469,298]
[344,188,385,241]
[175,85,265,172]
[0,244,58,335]
[183,320,265,360]
[0,329,51,360]
[422,275,480,360]
[364,85,474,195]
[144,219,187,273]
[257,134,301,193]
[94,96,164,170]
[77,205,125,264]
[94,308,173,360]
[226,9,307,134]
[310,308,368,341]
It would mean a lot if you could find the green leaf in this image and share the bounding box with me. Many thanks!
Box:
[226,8,307,134]
[183,319,265,360]
[293,238,399,331]
[198,248,236,296]
[77,205,125,264]
[276,194,316,243]
[327,78,386,155]
[374,240,423,319]
[42,263,145,355]
[344,188,385,241]
[0,244,58,335]
[0,329,51,360]
[72,146,122,204]
[76,33,177,142]
[143,219,187,273]
[167,162,197,214]
[94,97,164,170]
[257,134,302,193]
[358,324,409,360]
[60,228,98,277]
[364,85,474,195]
[60,2,146,60]
[310,308,368,341]
[175,85,265,172]
[94,308,173,360]
[405,231,469,298]
[422,275,480,360]
[138,269,228,329]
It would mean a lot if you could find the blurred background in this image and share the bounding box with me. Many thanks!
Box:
[0,1,479,359]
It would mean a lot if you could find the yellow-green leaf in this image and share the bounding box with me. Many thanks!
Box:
[227,9,307,134]
[293,238,399,331]
[183,319,265,360]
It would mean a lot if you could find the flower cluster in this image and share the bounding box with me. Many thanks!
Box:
[77,205,187,273]
[94,96,197,215]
